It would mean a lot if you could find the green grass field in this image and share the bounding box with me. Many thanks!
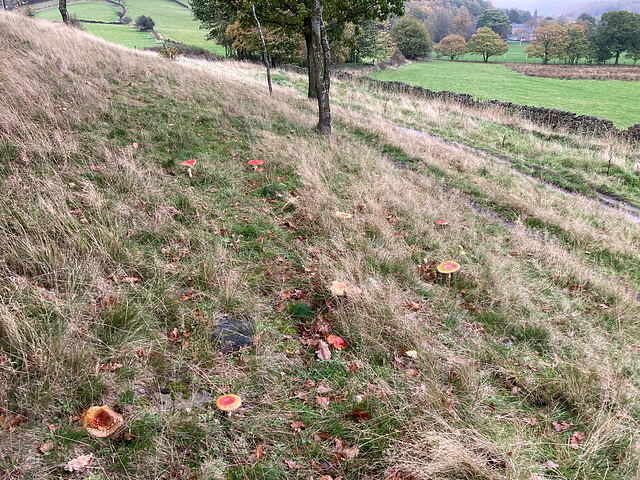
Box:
[371,61,640,127]
[456,41,636,65]
[35,0,224,54]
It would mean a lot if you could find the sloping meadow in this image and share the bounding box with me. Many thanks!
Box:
[1,12,639,480]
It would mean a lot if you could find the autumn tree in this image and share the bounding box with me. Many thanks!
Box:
[434,34,466,60]
[524,25,569,64]
[595,10,640,65]
[354,20,395,64]
[392,15,432,59]
[467,27,507,62]
[453,6,471,38]
[565,24,589,64]
[475,9,511,38]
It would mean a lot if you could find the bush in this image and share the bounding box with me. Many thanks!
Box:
[121,16,132,25]
[159,44,178,60]
[135,16,155,32]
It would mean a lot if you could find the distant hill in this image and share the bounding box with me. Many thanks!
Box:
[561,0,640,16]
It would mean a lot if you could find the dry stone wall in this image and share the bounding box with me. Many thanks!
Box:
[280,64,639,142]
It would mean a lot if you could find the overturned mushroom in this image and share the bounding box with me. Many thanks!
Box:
[82,405,124,438]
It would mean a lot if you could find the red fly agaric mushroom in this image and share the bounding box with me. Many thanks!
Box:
[327,335,346,350]
[179,159,196,177]
[82,405,124,438]
[216,394,242,413]
[437,220,448,226]
[437,261,460,286]
[247,160,264,172]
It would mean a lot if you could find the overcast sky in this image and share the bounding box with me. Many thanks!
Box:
[491,0,583,15]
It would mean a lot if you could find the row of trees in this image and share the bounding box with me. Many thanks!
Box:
[434,28,507,62]
[524,11,640,65]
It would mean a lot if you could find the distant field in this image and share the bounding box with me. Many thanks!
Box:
[458,41,636,65]
[34,0,224,54]
[370,61,640,127]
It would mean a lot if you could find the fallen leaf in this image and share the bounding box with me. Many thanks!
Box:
[255,444,265,460]
[406,301,421,311]
[541,460,559,470]
[552,420,573,432]
[285,459,301,469]
[38,442,55,454]
[290,421,305,433]
[316,383,332,395]
[511,386,521,394]
[348,407,371,421]
[316,396,330,410]
[319,476,333,480]
[314,431,332,441]
[121,277,140,284]
[169,328,179,341]
[316,340,331,361]
[99,363,123,372]
[64,453,94,472]
[333,438,359,460]
[405,368,419,377]
[570,431,585,450]
[523,417,538,426]
[404,350,418,359]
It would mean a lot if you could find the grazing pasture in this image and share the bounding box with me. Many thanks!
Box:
[370,61,640,127]
[34,0,224,54]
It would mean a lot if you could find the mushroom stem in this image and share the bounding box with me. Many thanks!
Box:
[187,167,192,178]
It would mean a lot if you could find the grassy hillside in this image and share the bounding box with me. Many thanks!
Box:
[34,0,224,54]
[2,12,640,480]
[370,61,640,127]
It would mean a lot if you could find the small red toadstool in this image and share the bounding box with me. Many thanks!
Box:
[437,261,460,274]
[216,394,242,413]
[437,220,448,226]
[179,159,197,177]
[248,160,264,172]
[327,335,346,350]
[82,405,124,438]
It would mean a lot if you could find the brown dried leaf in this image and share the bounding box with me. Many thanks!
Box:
[523,417,538,426]
[99,363,123,372]
[64,453,94,472]
[290,421,306,433]
[316,396,330,410]
[316,340,331,361]
[38,442,55,454]
[552,420,573,432]
[284,459,301,469]
[348,407,371,421]
[255,444,265,460]
[570,431,585,450]
[121,277,140,284]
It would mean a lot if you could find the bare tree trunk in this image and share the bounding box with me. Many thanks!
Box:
[59,0,70,24]
[1,0,6,12]
[252,4,273,96]
[310,0,331,134]
[304,21,317,99]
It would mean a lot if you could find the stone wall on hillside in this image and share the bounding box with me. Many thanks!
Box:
[281,64,638,142]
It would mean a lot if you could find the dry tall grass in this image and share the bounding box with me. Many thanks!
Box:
[1,11,639,480]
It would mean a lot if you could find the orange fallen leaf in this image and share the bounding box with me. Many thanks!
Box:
[121,277,140,284]
[99,363,123,372]
[255,444,265,460]
[552,420,573,432]
[64,453,94,472]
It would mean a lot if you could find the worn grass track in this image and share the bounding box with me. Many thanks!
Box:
[1,12,640,480]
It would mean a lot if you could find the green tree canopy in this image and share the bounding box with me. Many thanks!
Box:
[475,9,511,38]
[391,15,433,59]
[595,10,640,65]
[467,26,507,62]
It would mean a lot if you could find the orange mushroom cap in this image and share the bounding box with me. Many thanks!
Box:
[327,335,346,350]
[82,405,124,438]
[179,159,196,167]
[216,394,242,412]
[247,160,263,166]
[330,281,347,297]
[334,211,352,219]
[437,261,460,274]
